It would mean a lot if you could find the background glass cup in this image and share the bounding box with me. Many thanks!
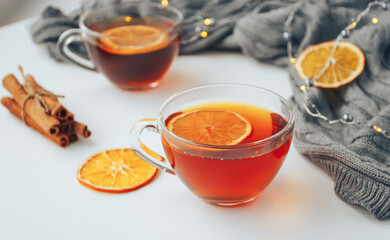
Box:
[129,84,295,206]
[57,1,183,90]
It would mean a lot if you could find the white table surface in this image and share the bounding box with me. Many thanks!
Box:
[0,20,389,240]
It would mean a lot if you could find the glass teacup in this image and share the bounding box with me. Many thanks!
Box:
[58,1,183,90]
[129,84,294,206]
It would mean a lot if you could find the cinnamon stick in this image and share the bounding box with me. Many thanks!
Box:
[64,111,74,121]
[73,121,91,138]
[2,74,60,134]
[68,133,78,143]
[1,97,69,147]
[24,74,74,121]
[59,121,73,134]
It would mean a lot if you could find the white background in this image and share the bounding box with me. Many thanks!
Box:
[0,8,389,240]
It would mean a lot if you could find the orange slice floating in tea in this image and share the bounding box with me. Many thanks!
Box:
[77,148,160,193]
[294,41,365,88]
[100,25,169,54]
[167,109,252,145]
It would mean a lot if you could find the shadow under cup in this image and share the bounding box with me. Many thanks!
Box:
[130,84,295,206]
[80,2,182,90]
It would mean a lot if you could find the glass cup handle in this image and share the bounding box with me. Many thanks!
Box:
[129,119,175,175]
[57,28,96,71]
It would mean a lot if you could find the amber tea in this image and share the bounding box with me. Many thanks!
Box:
[58,2,182,89]
[162,102,292,205]
[129,84,294,206]
[85,16,180,89]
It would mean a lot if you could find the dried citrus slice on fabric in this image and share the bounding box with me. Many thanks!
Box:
[77,148,160,193]
[167,109,252,145]
[294,41,365,88]
[99,25,168,54]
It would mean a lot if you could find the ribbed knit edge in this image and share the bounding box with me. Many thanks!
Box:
[295,144,390,220]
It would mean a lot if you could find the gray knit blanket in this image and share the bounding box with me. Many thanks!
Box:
[31,0,390,219]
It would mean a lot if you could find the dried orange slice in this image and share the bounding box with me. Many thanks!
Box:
[100,25,168,54]
[167,109,252,145]
[77,148,159,193]
[294,41,365,88]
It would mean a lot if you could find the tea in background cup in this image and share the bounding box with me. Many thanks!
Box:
[129,84,295,206]
[58,2,183,90]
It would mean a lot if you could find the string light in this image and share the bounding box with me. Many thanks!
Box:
[181,0,255,45]
[373,125,383,133]
[161,0,169,6]
[203,18,214,26]
[125,16,131,22]
[284,0,390,139]
[371,124,389,138]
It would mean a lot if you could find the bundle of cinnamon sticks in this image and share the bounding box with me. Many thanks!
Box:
[1,67,91,147]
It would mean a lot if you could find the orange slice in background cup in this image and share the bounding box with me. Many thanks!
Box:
[99,25,169,54]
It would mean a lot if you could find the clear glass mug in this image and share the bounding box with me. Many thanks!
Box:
[129,84,294,206]
[57,1,183,90]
